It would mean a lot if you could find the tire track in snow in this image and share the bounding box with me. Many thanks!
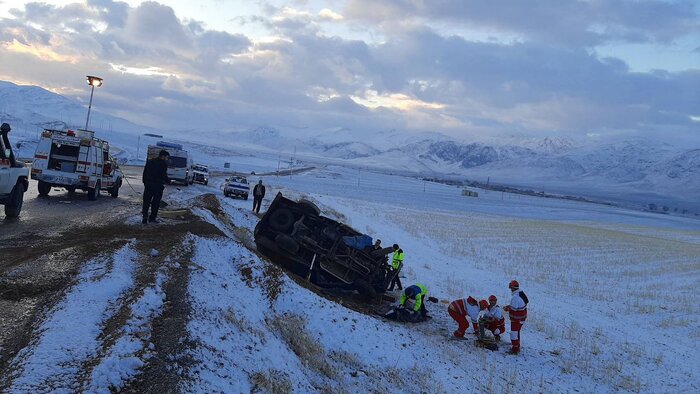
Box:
[83,269,168,393]
[5,244,138,393]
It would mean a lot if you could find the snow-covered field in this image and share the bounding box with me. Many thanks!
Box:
[3,165,699,393]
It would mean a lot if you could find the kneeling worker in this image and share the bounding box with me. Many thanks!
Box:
[399,284,428,320]
[483,295,506,341]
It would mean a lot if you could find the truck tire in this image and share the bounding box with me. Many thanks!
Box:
[38,180,51,196]
[275,234,300,254]
[354,279,377,299]
[110,180,121,198]
[88,181,101,201]
[4,183,24,218]
[66,186,76,194]
[244,194,249,200]
[269,208,294,232]
[298,199,320,216]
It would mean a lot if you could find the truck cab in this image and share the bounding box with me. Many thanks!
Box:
[30,129,123,200]
[0,123,30,218]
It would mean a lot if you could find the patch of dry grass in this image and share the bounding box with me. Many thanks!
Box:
[268,313,337,379]
[250,369,292,394]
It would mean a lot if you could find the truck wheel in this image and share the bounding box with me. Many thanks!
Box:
[354,279,377,299]
[38,180,51,196]
[110,180,120,198]
[88,181,101,201]
[269,208,294,232]
[298,199,320,216]
[275,234,300,254]
[66,186,76,194]
[4,183,25,218]
[244,194,249,200]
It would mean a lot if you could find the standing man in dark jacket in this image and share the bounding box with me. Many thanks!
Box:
[142,150,170,224]
[252,179,266,213]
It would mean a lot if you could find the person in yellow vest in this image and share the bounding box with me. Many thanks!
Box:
[399,284,428,320]
[387,244,404,291]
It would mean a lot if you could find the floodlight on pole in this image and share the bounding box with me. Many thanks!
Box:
[84,75,103,131]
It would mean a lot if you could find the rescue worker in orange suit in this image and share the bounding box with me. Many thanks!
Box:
[142,150,170,224]
[503,280,528,354]
[448,296,481,338]
[483,295,506,342]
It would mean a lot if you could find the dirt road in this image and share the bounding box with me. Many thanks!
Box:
[0,166,223,391]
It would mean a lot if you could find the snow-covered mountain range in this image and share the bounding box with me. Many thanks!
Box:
[1,80,698,212]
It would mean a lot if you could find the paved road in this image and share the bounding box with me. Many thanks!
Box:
[0,166,148,240]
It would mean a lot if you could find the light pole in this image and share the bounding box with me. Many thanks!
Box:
[84,75,103,131]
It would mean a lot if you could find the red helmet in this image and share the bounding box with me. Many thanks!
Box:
[488,295,497,303]
[467,296,477,305]
[509,280,519,290]
[479,300,488,309]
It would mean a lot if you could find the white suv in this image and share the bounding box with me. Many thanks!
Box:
[223,175,249,200]
[0,123,29,218]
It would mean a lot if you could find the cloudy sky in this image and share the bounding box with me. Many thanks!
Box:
[0,0,698,143]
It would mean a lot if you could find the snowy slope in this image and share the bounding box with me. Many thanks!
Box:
[4,168,699,392]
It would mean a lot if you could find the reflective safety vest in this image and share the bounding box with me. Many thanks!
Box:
[391,250,404,270]
[400,284,427,312]
[507,290,528,321]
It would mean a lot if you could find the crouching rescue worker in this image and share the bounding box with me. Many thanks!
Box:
[142,149,170,224]
[399,284,428,321]
[447,296,480,338]
[483,295,506,341]
[503,280,528,354]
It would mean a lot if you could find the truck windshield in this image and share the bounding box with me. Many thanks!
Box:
[169,157,188,168]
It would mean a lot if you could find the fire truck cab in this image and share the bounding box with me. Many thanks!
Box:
[31,129,123,200]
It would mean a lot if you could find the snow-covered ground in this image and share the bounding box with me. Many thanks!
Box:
[3,165,699,393]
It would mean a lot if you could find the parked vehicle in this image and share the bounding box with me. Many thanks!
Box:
[254,193,397,299]
[223,175,249,199]
[192,164,209,185]
[147,141,193,185]
[31,129,122,200]
[0,123,29,218]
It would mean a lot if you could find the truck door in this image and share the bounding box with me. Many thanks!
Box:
[77,139,90,173]
[94,143,104,179]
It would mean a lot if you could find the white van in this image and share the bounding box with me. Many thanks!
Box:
[31,129,123,200]
[147,141,193,185]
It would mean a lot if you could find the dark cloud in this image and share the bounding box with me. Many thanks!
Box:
[0,1,697,142]
[344,0,700,46]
